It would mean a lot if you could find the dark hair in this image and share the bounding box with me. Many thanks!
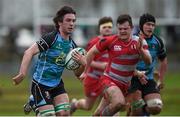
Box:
[98,16,113,29]
[116,14,133,27]
[53,6,76,30]
[139,13,156,31]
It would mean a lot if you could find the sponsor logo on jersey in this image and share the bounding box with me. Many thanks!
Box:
[55,52,66,66]
[114,45,122,51]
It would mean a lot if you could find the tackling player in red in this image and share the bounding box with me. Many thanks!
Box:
[80,14,152,116]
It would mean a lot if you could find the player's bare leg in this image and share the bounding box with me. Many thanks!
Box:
[93,97,119,116]
[100,86,126,116]
[70,97,96,115]
[93,97,108,116]
[53,93,70,116]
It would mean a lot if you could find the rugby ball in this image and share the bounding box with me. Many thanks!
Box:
[65,47,86,70]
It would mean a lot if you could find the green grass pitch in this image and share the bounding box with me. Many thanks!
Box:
[0,71,179,116]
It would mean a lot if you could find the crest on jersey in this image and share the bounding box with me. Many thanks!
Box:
[55,52,66,66]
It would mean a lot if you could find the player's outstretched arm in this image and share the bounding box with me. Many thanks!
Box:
[90,61,107,70]
[12,43,39,85]
[84,45,99,73]
[157,57,168,89]
[79,45,99,80]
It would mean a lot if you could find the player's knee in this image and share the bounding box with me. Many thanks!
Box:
[146,98,163,115]
[55,103,70,116]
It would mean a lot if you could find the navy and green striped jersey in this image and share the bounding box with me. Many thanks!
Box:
[136,34,167,80]
[33,30,77,87]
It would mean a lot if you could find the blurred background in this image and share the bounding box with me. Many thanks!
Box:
[0,0,180,116]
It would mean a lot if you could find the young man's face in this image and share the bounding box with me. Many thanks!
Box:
[117,21,132,41]
[142,22,155,38]
[59,13,76,34]
[99,24,113,36]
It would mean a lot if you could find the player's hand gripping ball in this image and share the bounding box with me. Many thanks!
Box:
[65,47,86,70]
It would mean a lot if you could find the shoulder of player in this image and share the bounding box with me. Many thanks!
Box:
[153,34,163,42]
[87,35,112,44]
[88,36,100,43]
[69,36,77,49]
[40,30,58,45]
[36,30,58,52]
[102,35,117,42]
[41,30,58,40]
[85,36,99,49]
[99,35,118,48]
[152,34,165,48]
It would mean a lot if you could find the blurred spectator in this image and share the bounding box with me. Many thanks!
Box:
[167,25,180,45]
[0,27,18,61]
[7,27,18,54]
[16,28,35,55]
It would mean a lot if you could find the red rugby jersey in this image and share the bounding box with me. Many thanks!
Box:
[86,36,109,79]
[96,35,148,84]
